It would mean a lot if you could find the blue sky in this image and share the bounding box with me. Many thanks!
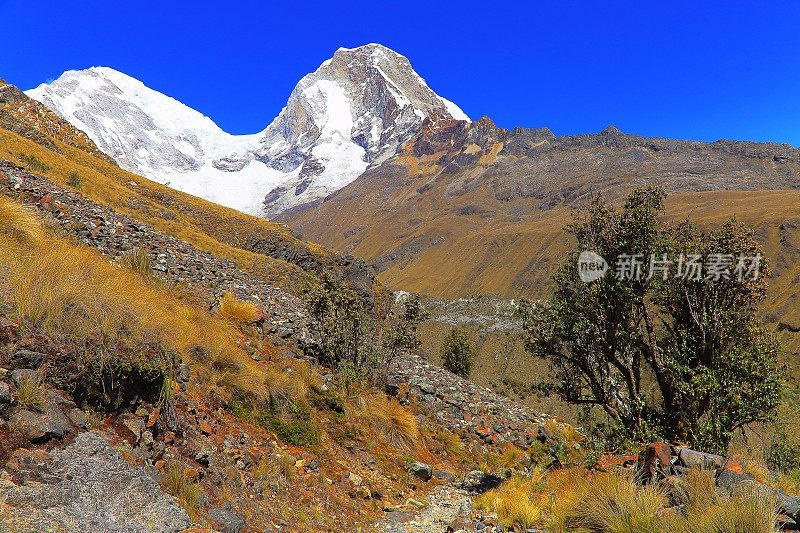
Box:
[2,0,799,145]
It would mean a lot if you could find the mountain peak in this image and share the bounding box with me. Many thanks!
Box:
[233,43,470,213]
[25,46,469,216]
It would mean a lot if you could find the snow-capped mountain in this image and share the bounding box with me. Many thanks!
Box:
[26,44,469,215]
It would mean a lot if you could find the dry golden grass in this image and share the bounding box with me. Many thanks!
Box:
[0,199,43,243]
[345,392,421,451]
[218,291,260,324]
[14,373,47,411]
[164,461,202,512]
[477,465,781,533]
[475,471,550,529]
[574,470,669,533]
[665,468,779,533]
[432,430,464,456]
[0,196,278,406]
[481,444,527,472]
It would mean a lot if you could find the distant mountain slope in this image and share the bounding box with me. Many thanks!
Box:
[26,44,468,215]
[280,118,800,346]
[0,78,380,304]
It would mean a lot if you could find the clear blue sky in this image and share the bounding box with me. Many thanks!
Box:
[2,0,799,145]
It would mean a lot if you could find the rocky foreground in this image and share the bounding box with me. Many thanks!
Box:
[2,160,799,532]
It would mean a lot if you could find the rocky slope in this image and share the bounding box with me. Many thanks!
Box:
[0,159,563,531]
[26,44,469,216]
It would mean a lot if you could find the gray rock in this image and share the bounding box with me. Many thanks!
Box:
[10,368,39,387]
[408,461,433,481]
[67,408,89,429]
[433,469,456,482]
[9,349,46,369]
[9,404,72,443]
[0,381,11,403]
[0,432,191,532]
[210,502,245,533]
[176,363,190,384]
[677,447,724,469]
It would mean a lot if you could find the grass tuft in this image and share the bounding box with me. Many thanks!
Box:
[218,291,260,324]
[164,462,202,511]
[346,392,421,451]
[15,373,47,411]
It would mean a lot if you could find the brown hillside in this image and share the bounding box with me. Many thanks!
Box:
[281,118,800,354]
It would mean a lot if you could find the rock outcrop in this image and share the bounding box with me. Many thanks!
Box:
[0,432,191,532]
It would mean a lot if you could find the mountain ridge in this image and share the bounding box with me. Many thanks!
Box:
[25,43,469,216]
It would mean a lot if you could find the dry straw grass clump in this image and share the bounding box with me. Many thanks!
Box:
[164,461,202,512]
[345,391,421,451]
[14,373,47,411]
[218,291,261,324]
[0,199,44,244]
[476,464,781,533]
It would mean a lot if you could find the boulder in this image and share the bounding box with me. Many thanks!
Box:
[209,502,245,533]
[8,350,46,369]
[408,461,433,481]
[9,404,72,443]
[676,447,725,469]
[0,432,191,532]
[637,442,674,482]
[10,369,39,387]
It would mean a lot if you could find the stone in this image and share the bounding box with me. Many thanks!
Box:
[209,502,245,533]
[8,349,46,369]
[408,461,433,481]
[9,404,72,443]
[140,430,154,447]
[120,414,144,443]
[10,369,39,387]
[0,432,191,531]
[67,408,88,429]
[176,363,190,384]
[195,449,211,467]
[433,469,456,481]
[0,381,11,403]
[348,472,363,486]
[676,447,724,469]
[637,442,673,482]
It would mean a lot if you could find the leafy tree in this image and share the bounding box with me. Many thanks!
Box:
[381,294,429,376]
[303,270,377,371]
[303,272,428,386]
[521,187,783,452]
[440,327,475,378]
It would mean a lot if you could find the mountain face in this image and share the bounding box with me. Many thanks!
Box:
[25,44,469,216]
[279,118,800,299]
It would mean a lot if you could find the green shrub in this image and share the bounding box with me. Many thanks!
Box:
[19,154,50,172]
[767,431,800,472]
[67,171,83,189]
[258,403,319,447]
[440,327,474,378]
